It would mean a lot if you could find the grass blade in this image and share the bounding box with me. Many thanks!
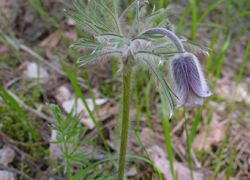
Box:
[184,118,194,180]
[198,0,225,22]
[131,126,163,180]
[190,0,197,41]
[237,36,250,85]
[190,108,201,145]
[226,148,234,180]
[142,58,174,111]
[176,5,190,35]
[210,128,230,180]
[159,90,175,179]
[233,10,250,19]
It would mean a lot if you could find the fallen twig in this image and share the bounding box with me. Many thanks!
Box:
[5,89,54,123]
[0,163,34,180]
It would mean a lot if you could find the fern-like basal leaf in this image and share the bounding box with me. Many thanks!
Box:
[142,58,174,111]
[183,41,211,56]
[77,52,114,65]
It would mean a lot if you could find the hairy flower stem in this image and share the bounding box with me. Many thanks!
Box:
[118,65,133,180]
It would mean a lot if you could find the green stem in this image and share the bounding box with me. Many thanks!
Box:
[118,66,133,180]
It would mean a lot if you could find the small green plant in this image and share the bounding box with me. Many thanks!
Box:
[47,103,95,179]
[64,0,212,179]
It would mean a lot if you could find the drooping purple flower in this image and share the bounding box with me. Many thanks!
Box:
[169,52,212,108]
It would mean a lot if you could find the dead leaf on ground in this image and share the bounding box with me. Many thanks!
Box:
[192,113,226,151]
[0,43,10,56]
[55,86,72,103]
[23,62,49,83]
[209,101,226,112]
[216,80,250,104]
[140,127,166,150]
[0,146,15,180]
[234,83,249,103]
[64,28,77,42]
[45,49,60,61]
[0,146,15,166]
[147,145,204,180]
[127,165,138,177]
[66,18,76,26]
[38,31,61,49]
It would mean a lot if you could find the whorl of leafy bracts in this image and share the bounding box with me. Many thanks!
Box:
[65,0,212,117]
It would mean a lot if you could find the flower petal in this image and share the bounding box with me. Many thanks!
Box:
[184,53,212,98]
[186,88,204,108]
[171,57,189,108]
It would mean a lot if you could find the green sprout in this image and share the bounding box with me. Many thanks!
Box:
[47,103,95,179]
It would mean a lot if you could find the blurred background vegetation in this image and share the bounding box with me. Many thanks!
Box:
[0,0,250,179]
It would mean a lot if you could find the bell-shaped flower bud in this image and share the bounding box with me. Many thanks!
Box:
[169,52,212,108]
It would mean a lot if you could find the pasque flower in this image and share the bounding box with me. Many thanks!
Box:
[141,28,212,114]
[65,1,212,178]
[169,52,212,108]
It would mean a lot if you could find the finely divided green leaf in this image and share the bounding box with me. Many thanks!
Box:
[100,33,123,37]
[72,43,99,47]
[96,43,106,50]
[109,38,122,42]
[65,11,99,33]
[119,1,137,20]
[88,1,113,32]
[73,0,94,23]
[138,34,165,39]
[154,51,183,55]
[156,18,168,28]
[72,154,162,180]
[60,60,111,156]
[117,41,125,48]
[183,41,211,55]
